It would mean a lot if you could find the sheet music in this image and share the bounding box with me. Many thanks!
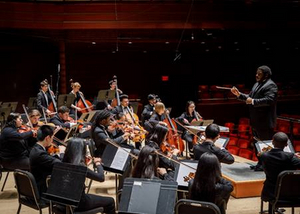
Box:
[110,148,131,170]
[257,141,293,153]
[176,162,198,187]
[215,137,227,148]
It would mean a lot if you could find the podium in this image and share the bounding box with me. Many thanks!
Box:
[118,178,178,214]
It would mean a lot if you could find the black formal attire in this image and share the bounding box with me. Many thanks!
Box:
[29,144,61,195]
[194,140,234,164]
[141,103,155,125]
[69,91,82,117]
[0,126,33,170]
[49,114,71,129]
[111,105,132,116]
[75,165,115,214]
[177,112,199,152]
[91,125,124,157]
[145,113,167,135]
[189,178,233,214]
[238,78,278,140]
[260,148,300,202]
[36,90,52,113]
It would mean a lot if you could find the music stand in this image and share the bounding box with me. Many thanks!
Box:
[130,102,139,114]
[215,136,230,149]
[174,160,198,191]
[87,110,100,123]
[27,97,37,109]
[0,107,12,128]
[43,162,87,208]
[2,102,18,112]
[118,178,178,214]
[255,139,295,153]
[57,94,75,108]
[97,90,115,102]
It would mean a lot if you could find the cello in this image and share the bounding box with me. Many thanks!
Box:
[44,79,58,113]
[70,79,93,113]
[163,111,185,153]
[110,75,121,108]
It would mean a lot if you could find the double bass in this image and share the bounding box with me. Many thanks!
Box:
[70,79,93,113]
[110,75,121,108]
[44,79,57,113]
[163,112,185,153]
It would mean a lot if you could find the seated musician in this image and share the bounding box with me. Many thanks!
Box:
[177,101,202,155]
[131,145,174,181]
[194,124,234,164]
[36,80,53,115]
[50,106,75,129]
[146,102,168,133]
[141,94,157,125]
[62,138,116,214]
[0,113,36,170]
[29,125,61,196]
[189,152,233,214]
[146,124,180,180]
[260,132,300,213]
[69,81,84,117]
[111,94,131,116]
[90,110,129,157]
[26,109,43,149]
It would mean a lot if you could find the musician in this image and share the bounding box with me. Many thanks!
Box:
[147,102,168,131]
[193,124,234,164]
[111,94,131,116]
[26,109,43,148]
[189,153,233,214]
[0,113,36,170]
[131,145,174,181]
[141,94,157,125]
[36,80,53,115]
[49,106,75,129]
[62,138,116,214]
[29,125,61,195]
[105,79,123,110]
[91,110,129,157]
[177,101,202,154]
[69,81,84,117]
[260,132,300,213]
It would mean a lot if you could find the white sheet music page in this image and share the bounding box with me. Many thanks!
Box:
[110,148,131,170]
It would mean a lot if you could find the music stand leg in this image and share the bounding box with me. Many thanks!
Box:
[115,174,118,201]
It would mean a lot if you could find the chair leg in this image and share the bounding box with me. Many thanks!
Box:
[260,200,263,214]
[292,207,294,214]
[86,179,93,194]
[17,203,21,214]
[1,172,9,191]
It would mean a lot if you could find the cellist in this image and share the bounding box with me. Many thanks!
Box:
[177,101,202,155]
[36,80,54,115]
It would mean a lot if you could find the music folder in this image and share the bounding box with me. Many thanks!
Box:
[174,160,198,191]
[118,178,178,214]
[255,139,295,153]
[101,144,132,174]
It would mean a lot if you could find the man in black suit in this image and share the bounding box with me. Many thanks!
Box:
[29,125,61,195]
[194,124,234,164]
[260,132,300,212]
[141,94,157,125]
[111,94,132,116]
[50,106,75,129]
[36,80,53,115]
[231,65,278,140]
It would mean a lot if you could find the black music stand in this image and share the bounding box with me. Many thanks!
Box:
[43,162,87,208]
[118,178,178,214]
[27,97,37,109]
[1,102,18,112]
[57,94,75,108]
[0,107,11,130]
[215,136,230,149]
[97,90,115,102]
[255,139,295,153]
[174,160,198,191]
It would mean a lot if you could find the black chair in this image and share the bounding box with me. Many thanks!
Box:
[0,163,15,192]
[261,170,300,214]
[175,199,221,214]
[13,169,49,214]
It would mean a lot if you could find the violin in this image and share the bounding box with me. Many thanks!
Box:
[183,172,195,182]
[47,144,60,156]
[160,141,177,156]
[124,107,147,142]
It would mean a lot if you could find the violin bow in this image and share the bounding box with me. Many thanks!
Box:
[22,104,33,129]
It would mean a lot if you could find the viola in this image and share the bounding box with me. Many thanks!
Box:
[163,113,185,153]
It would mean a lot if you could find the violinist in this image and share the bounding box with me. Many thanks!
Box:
[193,124,234,164]
[37,80,53,115]
[177,101,202,154]
[0,113,36,170]
[49,106,75,129]
[141,94,157,126]
[26,109,43,149]
[90,110,130,157]
[131,145,174,181]
[29,125,61,196]
[260,132,300,213]
[69,81,84,117]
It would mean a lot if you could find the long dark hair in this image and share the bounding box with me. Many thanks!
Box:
[132,145,159,179]
[91,110,111,134]
[63,138,86,165]
[190,152,222,203]
[149,124,169,147]
[4,113,20,129]
[185,101,195,114]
